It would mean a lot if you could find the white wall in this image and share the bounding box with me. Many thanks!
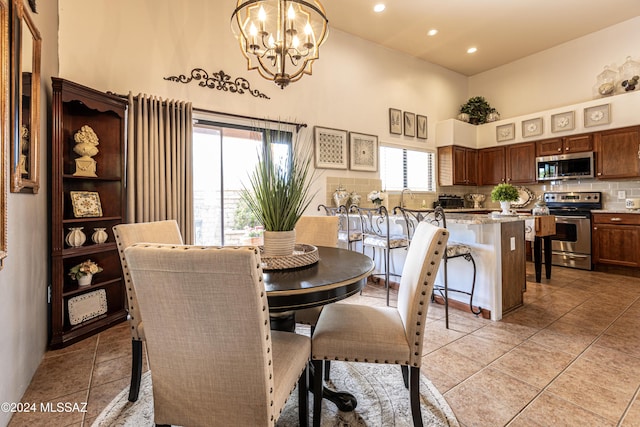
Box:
[469,16,640,118]
[0,1,58,426]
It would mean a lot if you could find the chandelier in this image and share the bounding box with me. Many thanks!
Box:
[231,0,329,89]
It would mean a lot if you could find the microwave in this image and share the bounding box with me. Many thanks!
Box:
[536,152,595,181]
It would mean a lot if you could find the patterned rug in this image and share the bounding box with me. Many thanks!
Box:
[92,362,459,427]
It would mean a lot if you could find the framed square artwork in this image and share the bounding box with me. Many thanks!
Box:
[416,115,428,139]
[389,108,402,135]
[584,104,611,127]
[522,117,543,138]
[551,111,575,133]
[496,123,515,142]
[403,112,415,137]
[349,132,378,172]
[313,126,348,169]
[70,191,103,218]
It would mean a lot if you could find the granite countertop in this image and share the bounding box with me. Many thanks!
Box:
[592,209,640,214]
[444,212,526,224]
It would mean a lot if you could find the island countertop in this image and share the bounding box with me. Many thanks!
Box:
[445,212,528,225]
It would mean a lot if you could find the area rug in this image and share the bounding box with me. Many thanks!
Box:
[92,362,459,427]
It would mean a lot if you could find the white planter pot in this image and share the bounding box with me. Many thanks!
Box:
[78,273,93,287]
[500,201,512,215]
[263,230,296,257]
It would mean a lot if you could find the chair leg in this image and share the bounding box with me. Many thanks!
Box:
[409,366,423,427]
[385,248,390,306]
[298,365,309,427]
[129,339,143,402]
[324,360,331,380]
[312,360,324,427]
[401,365,409,389]
[444,256,449,329]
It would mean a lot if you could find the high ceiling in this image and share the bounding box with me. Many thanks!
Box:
[323,1,640,76]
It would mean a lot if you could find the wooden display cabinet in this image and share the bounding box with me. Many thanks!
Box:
[49,78,128,348]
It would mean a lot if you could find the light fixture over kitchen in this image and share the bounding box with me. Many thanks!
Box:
[231,0,329,89]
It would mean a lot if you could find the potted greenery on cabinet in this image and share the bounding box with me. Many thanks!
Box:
[459,96,499,125]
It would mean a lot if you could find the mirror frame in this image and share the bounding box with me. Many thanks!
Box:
[0,0,7,267]
[9,0,40,193]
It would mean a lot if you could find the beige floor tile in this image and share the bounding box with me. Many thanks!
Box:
[444,367,540,427]
[85,376,130,420]
[471,322,538,346]
[43,335,98,360]
[445,334,514,366]
[90,355,131,388]
[94,335,132,365]
[562,356,640,395]
[621,394,640,426]
[422,347,486,383]
[7,390,88,427]
[594,333,640,358]
[508,392,615,427]
[528,327,594,356]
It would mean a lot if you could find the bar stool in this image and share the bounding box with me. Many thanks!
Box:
[394,206,481,328]
[354,205,409,306]
[317,204,362,251]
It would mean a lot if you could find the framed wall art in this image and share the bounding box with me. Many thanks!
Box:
[416,114,428,139]
[349,132,378,172]
[389,108,401,135]
[403,112,415,137]
[551,111,575,133]
[496,123,515,142]
[584,104,611,127]
[70,191,103,218]
[313,126,348,169]
[522,117,543,138]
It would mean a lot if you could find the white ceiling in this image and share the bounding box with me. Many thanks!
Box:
[323,0,640,76]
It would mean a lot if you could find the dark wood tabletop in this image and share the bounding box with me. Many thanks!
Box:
[264,246,375,312]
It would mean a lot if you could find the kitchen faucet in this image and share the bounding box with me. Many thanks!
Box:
[400,188,414,208]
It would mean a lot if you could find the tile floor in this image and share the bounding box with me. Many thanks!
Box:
[7,263,640,426]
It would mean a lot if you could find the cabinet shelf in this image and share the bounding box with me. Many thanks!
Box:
[60,242,117,257]
[62,216,122,224]
[63,174,122,181]
[63,277,122,298]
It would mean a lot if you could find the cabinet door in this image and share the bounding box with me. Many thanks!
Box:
[592,224,640,267]
[596,126,640,179]
[506,142,536,184]
[536,138,563,156]
[453,146,467,185]
[478,147,505,185]
[465,148,478,186]
[564,134,593,153]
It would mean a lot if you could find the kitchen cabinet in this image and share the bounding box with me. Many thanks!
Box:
[478,142,536,185]
[438,145,477,186]
[536,134,593,156]
[595,126,640,179]
[592,213,640,268]
[49,78,128,348]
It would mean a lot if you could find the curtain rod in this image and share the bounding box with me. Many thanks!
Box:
[112,92,308,132]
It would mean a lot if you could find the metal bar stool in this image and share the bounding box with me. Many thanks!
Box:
[394,206,481,328]
[317,204,362,251]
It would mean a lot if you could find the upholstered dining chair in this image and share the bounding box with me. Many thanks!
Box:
[354,205,409,306]
[112,220,184,402]
[394,206,481,329]
[310,221,449,427]
[124,244,310,427]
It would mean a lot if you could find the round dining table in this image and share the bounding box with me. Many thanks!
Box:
[263,246,375,412]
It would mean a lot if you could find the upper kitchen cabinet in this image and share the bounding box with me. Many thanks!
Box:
[595,125,640,179]
[438,145,477,186]
[478,142,536,185]
[536,134,593,157]
[478,147,505,185]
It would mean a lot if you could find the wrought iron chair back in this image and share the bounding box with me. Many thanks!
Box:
[317,204,362,250]
[394,206,447,242]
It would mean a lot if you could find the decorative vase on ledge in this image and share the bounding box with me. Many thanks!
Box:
[500,201,512,215]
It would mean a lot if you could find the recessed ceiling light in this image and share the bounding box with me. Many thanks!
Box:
[467,47,478,54]
[373,4,386,13]
[427,29,438,36]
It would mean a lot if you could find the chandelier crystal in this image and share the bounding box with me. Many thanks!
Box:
[231,0,329,89]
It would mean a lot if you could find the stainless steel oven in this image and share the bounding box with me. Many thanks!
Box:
[543,191,602,270]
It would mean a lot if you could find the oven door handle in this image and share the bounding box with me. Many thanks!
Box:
[553,215,589,220]
[551,251,589,259]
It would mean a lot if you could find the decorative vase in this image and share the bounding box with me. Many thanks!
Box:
[532,199,550,216]
[333,185,349,208]
[73,125,100,177]
[263,230,296,257]
[349,191,361,207]
[91,228,108,244]
[457,113,470,123]
[593,65,618,98]
[78,273,93,287]
[500,201,512,215]
[65,227,86,248]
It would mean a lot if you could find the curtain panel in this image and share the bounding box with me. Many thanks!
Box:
[127,93,193,243]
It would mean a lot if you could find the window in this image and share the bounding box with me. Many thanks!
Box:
[192,120,292,245]
[379,146,436,191]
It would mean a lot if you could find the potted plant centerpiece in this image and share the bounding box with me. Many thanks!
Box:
[68,259,103,287]
[241,129,316,257]
[491,183,520,215]
[458,96,499,125]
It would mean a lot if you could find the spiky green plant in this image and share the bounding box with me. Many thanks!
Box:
[241,132,316,232]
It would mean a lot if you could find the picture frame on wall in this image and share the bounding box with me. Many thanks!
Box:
[403,112,415,137]
[551,111,575,133]
[416,114,428,139]
[496,123,515,142]
[389,108,402,135]
[313,126,348,169]
[584,104,611,127]
[349,132,378,172]
[522,117,543,138]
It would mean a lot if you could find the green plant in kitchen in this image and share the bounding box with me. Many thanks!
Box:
[459,96,499,125]
[490,183,519,202]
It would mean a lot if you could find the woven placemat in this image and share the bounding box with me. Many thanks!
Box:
[260,244,319,270]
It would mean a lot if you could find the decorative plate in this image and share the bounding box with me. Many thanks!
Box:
[70,191,103,218]
[68,289,107,326]
[260,244,319,271]
[511,186,535,208]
